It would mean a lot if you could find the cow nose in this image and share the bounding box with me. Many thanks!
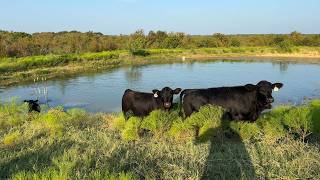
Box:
[267,97,274,103]
[164,102,171,108]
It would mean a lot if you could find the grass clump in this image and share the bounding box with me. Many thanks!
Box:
[141,110,180,137]
[121,117,141,141]
[0,99,28,131]
[2,131,21,147]
[1,100,320,179]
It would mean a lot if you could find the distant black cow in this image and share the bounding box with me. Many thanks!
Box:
[180,81,283,121]
[24,100,41,113]
[122,87,182,119]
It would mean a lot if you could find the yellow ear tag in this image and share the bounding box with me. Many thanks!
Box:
[273,87,279,92]
[154,93,158,98]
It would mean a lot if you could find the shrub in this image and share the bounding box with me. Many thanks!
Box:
[130,49,150,56]
[230,39,241,47]
[276,40,294,53]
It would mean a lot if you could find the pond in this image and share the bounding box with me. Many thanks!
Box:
[1,60,320,112]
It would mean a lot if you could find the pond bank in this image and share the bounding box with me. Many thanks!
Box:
[1,46,320,87]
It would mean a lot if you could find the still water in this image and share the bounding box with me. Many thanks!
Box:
[1,60,320,112]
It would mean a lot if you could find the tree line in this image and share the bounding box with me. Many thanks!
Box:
[0,29,319,58]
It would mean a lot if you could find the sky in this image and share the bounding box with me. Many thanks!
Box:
[0,0,319,35]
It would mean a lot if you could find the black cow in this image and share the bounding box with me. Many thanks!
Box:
[24,100,41,113]
[122,87,182,119]
[180,80,283,121]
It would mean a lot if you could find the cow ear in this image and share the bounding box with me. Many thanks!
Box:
[152,89,160,98]
[173,88,182,94]
[244,84,257,91]
[272,83,283,91]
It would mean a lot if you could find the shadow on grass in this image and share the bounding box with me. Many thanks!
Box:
[0,139,74,179]
[197,120,257,180]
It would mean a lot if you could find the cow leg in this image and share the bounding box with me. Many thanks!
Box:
[183,102,194,118]
[231,113,244,121]
[122,105,130,120]
[123,111,129,120]
[222,112,232,120]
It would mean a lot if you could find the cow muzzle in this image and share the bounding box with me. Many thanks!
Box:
[164,102,171,109]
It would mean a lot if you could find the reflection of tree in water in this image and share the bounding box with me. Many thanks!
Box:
[197,120,257,179]
[56,79,71,96]
[124,67,142,83]
[272,61,289,73]
[186,62,195,71]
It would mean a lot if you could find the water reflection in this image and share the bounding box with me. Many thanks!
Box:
[124,66,143,84]
[272,61,290,73]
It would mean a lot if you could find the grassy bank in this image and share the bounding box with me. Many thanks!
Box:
[1,100,320,179]
[1,46,320,86]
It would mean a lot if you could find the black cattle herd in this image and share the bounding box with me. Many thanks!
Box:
[121,80,283,122]
[24,80,283,123]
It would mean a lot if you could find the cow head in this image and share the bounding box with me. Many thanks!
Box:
[152,87,182,109]
[245,80,283,109]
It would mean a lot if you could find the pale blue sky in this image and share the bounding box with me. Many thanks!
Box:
[1,0,319,34]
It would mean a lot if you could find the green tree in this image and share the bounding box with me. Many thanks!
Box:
[213,33,230,47]
[290,31,303,46]
[127,30,150,56]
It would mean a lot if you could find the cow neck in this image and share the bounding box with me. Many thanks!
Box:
[153,96,163,104]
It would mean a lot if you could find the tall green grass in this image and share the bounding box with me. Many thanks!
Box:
[1,100,320,179]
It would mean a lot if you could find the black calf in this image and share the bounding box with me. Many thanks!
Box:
[24,100,41,113]
[122,87,181,119]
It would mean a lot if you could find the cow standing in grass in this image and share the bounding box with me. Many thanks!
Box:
[122,87,182,120]
[180,80,283,121]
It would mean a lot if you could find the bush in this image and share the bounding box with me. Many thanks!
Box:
[230,39,241,47]
[130,49,150,56]
[276,40,294,53]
